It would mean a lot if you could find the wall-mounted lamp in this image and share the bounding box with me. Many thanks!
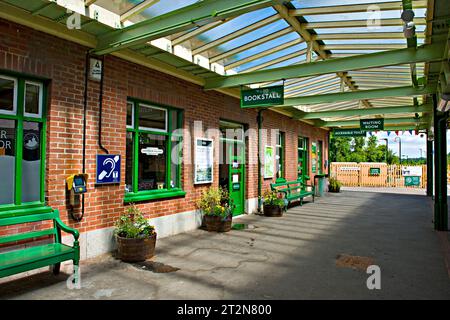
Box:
[401,9,416,38]
[437,93,450,112]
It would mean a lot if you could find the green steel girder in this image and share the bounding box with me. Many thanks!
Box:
[277,85,435,107]
[322,117,427,127]
[93,0,284,55]
[204,43,445,89]
[294,104,432,119]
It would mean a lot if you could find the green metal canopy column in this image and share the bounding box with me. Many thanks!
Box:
[433,94,448,230]
[426,132,433,197]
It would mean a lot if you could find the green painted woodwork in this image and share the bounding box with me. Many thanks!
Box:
[296,104,432,120]
[205,43,445,89]
[94,0,285,55]
[298,136,309,182]
[124,189,187,203]
[0,209,79,279]
[126,98,184,203]
[284,85,434,107]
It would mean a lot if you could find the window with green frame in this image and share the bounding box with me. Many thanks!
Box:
[275,131,285,179]
[125,99,185,202]
[0,74,46,211]
[298,136,309,182]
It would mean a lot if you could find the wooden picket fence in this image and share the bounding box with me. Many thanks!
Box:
[330,162,427,188]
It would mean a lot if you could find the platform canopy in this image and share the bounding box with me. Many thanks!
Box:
[1,0,449,131]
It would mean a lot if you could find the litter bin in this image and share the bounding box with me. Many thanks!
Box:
[314,174,328,197]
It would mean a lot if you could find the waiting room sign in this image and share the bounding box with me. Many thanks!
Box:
[360,119,384,130]
[241,85,284,107]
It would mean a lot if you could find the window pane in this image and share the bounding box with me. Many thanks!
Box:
[139,104,166,131]
[126,102,133,128]
[170,137,181,188]
[0,77,15,113]
[138,133,167,191]
[125,132,133,192]
[0,119,15,205]
[24,83,41,116]
[219,120,244,141]
[22,122,41,203]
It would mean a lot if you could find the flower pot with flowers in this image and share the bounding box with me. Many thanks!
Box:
[115,205,157,262]
[260,190,285,217]
[197,187,235,232]
[328,177,342,193]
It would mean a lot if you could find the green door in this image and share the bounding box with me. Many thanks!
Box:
[317,140,323,174]
[228,142,245,216]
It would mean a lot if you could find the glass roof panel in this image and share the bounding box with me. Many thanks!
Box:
[95,0,144,15]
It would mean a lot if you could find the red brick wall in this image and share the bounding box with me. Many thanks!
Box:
[0,18,329,238]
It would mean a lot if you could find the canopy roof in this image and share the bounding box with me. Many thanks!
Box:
[1,0,449,131]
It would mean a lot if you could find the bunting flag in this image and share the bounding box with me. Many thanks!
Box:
[409,130,413,135]
[395,130,399,136]
[415,129,419,135]
[388,131,392,136]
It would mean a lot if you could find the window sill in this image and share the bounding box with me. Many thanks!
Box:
[124,189,186,203]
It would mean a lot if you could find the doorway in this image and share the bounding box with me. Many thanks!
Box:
[219,120,245,216]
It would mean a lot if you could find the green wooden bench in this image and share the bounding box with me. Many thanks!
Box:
[270,178,315,210]
[0,209,80,279]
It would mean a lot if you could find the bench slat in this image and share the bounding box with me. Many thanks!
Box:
[0,229,56,245]
[0,243,74,270]
[0,212,57,227]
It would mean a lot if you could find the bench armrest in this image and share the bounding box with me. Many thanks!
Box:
[54,217,79,241]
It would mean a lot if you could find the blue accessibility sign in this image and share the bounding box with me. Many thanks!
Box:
[96,154,121,184]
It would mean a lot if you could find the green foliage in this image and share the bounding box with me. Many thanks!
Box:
[197,187,234,218]
[115,205,156,239]
[328,177,342,192]
[329,135,400,164]
[260,190,285,208]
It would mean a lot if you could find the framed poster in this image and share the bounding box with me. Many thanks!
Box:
[194,138,213,184]
[264,145,274,178]
[311,142,317,173]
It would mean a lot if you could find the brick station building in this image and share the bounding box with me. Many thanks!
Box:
[0,15,328,259]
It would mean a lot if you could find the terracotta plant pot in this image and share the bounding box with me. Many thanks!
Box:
[116,233,157,262]
[204,215,232,232]
[263,204,283,217]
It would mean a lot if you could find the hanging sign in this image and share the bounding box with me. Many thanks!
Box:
[360,119,384,130]
[194,138,213,184]
[241,85,284,108]
[333,129,367,137]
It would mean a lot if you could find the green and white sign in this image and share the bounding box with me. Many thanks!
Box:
[369,167,381,175]
[404,176,420,186]
[264,145,274,178]
[360,119,384,130]
[333,129,367,137]
[241,85,284,107]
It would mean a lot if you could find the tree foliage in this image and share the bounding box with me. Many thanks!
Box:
[329,136,401,164]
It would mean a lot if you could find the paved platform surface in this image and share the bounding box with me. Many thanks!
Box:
[1,191,449,300]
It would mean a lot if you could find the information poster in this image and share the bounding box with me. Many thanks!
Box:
[194,138,213,184]
[311,142,317,173]
[264,145,274,178]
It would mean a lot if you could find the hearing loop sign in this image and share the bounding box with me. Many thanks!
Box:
[96,154,121,184]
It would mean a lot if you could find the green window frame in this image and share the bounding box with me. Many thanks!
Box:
[298,136,309,181]
[275,131,285,179]
[0,73,47,215]
[125,98,185,203]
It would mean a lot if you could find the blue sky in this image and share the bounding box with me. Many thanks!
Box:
[369,131,450,158]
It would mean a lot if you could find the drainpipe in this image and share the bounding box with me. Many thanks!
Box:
[97,56,109,155]
[70,51,90,222]
[257,109,264,213]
